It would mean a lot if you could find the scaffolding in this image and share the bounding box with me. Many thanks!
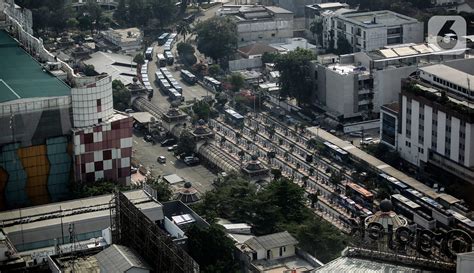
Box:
[110,191,199,273]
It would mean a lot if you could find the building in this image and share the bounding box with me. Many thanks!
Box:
[310,42,469,120]
[234,231,322,272]
[100,27,143,53]
[380,102,400,149]
[0,2,133,209]
[304,2,351,39]
[431,0,474,13]
[321,10,424,52]
[95,244,151,273]
[83,51,138,85]
[396,60,474,184]
[217,5,294,46]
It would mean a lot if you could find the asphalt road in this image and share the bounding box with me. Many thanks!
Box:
[132,131,216,194]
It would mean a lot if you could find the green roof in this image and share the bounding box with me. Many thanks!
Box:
[0,31,70,103]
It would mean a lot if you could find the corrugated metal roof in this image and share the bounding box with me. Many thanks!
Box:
[314,256,420,272]
[95,244,150,272]
[245,231,298,251]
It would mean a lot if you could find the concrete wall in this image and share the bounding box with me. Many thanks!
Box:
[238,17,293,45]
[229,58,263,71]
[267,244,296,260]
[325,68,356,118]
[343,120,380,133]
[373,65,417,112]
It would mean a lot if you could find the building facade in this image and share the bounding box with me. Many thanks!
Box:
[397,60,474,184]
[310,43,468,120]
[218,5,294,46]
[322,10,424,52]
[101,27,143,53]
[0,2,133,209]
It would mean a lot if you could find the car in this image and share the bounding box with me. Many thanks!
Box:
[125,109,134,113]
[161,138,177,147]
[184,156,200,166]
[349,131,363,137]
[157,156,166,164]
[144,134,153,142]
[167,144,178,151]
[360,137,374,145]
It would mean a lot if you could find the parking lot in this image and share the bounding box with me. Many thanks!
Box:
[132,131,216,194]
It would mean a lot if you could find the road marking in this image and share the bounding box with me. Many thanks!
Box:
[134,140,138,144]
[170,161,175,165]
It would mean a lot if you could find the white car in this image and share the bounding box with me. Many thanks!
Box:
[360,137,374,145]
[167,144,178,152]
[157,156,166,164]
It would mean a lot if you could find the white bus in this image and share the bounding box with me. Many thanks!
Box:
[145,47,153,60]
[203,76,222,92]
[157,53,167,67]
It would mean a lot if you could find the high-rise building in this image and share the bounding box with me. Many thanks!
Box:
[396,60,474,184]
[0,2,132,209]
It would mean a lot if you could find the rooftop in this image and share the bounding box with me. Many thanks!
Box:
[381,102,400,114]
[0,31,70,103]
[103,27,142,43]
[419,63,474,91]
[237,42,278,57]
[95,244,150,272]
[307,2,349,10]
[83,51,137,85]
[340,10,419,27]
[245,231,298,251]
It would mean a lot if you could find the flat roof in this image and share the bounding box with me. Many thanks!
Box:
[420,64,474,90]
[84,51,137,85]
[0,31,70,103]
[340,10,418,27]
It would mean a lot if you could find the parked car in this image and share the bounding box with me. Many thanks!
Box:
[167,144,178,152]
[360,137,374,145]
[157,156,166,164]
[144,134,153,142]
[161,138,177,147]
[184,156,200,166]
[349,131,363,137]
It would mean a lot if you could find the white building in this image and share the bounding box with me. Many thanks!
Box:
[101,27,143,53]
[322,10,424,52]
[311,43,468,120]
[217,5,294,46]
[396,59,474,184]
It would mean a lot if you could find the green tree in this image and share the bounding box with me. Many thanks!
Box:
[261,52,279,64]
[112,79,131,111]
[263,178,306,222]
[177,130,197,155]
[66,18,79,29]
[177,21,191,42]
[208,64,221,77]
[73,179,131,198]
[153,0,177,28]
[192,100,211,121]
[228,73,245,92]
[114,0,128,24]
[83,64,97,76]
[294,217,348,262]
[177,42,195,55]
[83,1,103,32]
[335,36,353,55]
[133,53,145,65]
[309,19,323,45]
[186,224,240,272]
[275,48,316,105]
[147,177,172,201]
[195,17,238,62]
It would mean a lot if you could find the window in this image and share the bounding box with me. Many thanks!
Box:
[406,128,411,138]
[405,141,411,147]
[418,147,424,154]
[96,99,101,106]
[271,33,275,37]
[432,141,437,149]
[98,118,102,123]
[418,135,424,144]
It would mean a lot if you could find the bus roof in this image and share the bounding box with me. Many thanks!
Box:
[347,182,373,198]
[225,109,244,119]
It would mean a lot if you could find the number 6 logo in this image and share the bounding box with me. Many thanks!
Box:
[428,16,466,53]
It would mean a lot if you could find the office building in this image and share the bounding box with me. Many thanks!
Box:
[0,2,132,209]
[310,42,468,120]
[304,2,351,38]
[396,59,474,184]
[217,5,294,46]
[100,27,143,53]
[321,10,423,52]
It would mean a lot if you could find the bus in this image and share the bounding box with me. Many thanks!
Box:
[323,141,349,163]
[145,47,154,60]
[346,182,374,209]
[379,173,408,194]
[158,33,169,45]
[224,108,244,127]
[164,50,174,65]
[203,76,222,92]
[157,53,167,67]
[159,79,171,94]
[180,69,197,85]
[169,80,182,94]
[169,88,183,102]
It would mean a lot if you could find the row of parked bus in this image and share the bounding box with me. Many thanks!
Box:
[380,173,474,236]
[139,60,152,97]
[180,69,197,85]
[155,67,183,102]
[203,76,222,92]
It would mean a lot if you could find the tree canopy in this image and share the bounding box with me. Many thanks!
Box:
[177,130,197,156]
[335,36,353,55]
[147,177,172,201]
[228,73,245,92]
[195,17,238,62]
[112,79,131,111]
[275,48,316,105]
[133,53,145,65]
[192,100,212,121]
[192,174,349,262]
